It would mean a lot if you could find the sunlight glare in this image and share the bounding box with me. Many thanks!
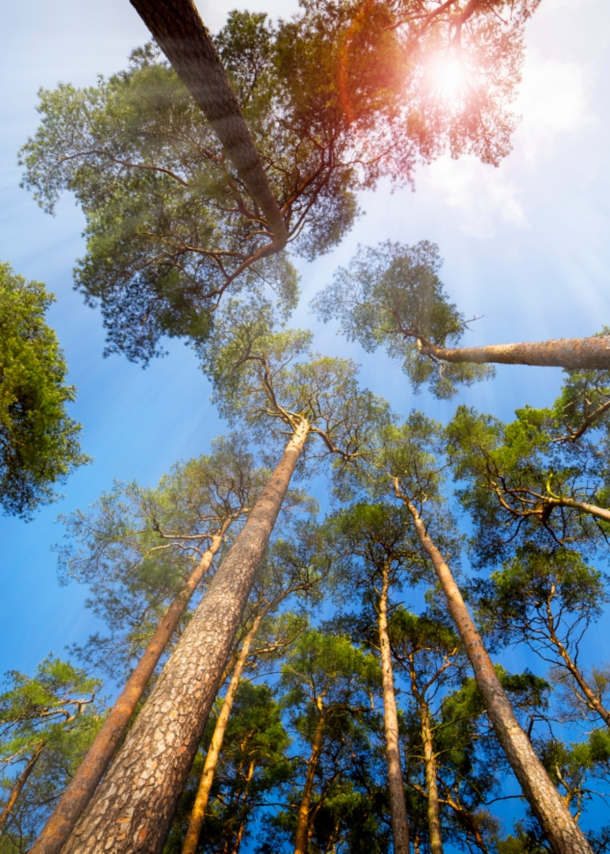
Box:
[427,55,468,101]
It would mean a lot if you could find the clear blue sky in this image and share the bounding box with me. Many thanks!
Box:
[1,0,610,839]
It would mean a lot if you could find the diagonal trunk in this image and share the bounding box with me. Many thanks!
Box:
[406,501,592,854]
[129,0,288,250]
[549,495,610,526]
[294,702,326,854]
[53,420,310,854]
[418,336,610,370]
[0,741,45,833]
[181,607,267,854]
[419,701,443,854]
[30,525,228,854]
[378,564,410,854]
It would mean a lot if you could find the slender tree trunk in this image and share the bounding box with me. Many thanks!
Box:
[30,525,228,854]
[231,759,256,854]
[181,608,266,854]
[294,701,326,854]
[405,500,592,854]
[551,495,610,525]
[0,741,45,832]
[420,702,443,854]
[129,0,288,250]
[418,335,610,370]
[55,420,310,854]
[378,565,410,854]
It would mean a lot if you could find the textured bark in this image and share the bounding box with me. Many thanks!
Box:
[418,336,610,369]
[378,565,410,854]
[59,421,310,854]
[420,703,443,854]
[129,0,288,250]
[406,501,592,854]
[31,530,227,854]
[294,702,326,854]
[0,741,45,833]
[181,609,265,854]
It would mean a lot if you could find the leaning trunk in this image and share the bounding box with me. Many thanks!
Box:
[56,420,310,854]
[181,608,267,854]
[420,702,443,854]
[31,525,228,854]
[294,703,326,854]
[129,0,287,250]
[0,741,45,832]
[418,336,610,370]
[551,495,610,526]
[378,564,410,854]
[406,501,592,854]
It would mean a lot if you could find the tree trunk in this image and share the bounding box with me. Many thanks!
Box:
[30,526,228,854]
[0,741,45,832]
[420,701,443,854]
[56,420,310,854]
[129,0,288,250]
[378,564,410,854]
[550,495,610,525]
[406,501,592,854]
[418,335,610,369]
[294,702,326,854]
[230,759,256,854]
[181,608,266,854]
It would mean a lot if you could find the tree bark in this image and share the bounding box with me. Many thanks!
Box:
[420,702,443,854]
[418,336,610,370]
[294,701,326,854]
[230,759,256,854]
[406,501,592,854]
[550,495,610,525]
[129,0,288,250]
[181,608,266,854]
[0,741,45,833]
[378,564,410,854]
[56,420,310,854]
[30,527,228,854]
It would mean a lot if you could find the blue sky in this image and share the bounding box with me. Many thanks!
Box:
[1,0,610,839]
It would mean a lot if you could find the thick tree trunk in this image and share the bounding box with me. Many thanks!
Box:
[57,421,310,854]
[129,0,288,250]
[378,565,410,854]
[30,527,228,854]
[551,495,610,525]
[420,702,443,854]
[294,702,326,854]
[406,501,592,854]
[418,335,610,369]
[181,608,266,854]
[0,741,45,832]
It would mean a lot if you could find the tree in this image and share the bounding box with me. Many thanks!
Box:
[0,262,88,517]
[31,437,272,854]
[0,658,101,851]
[47,312,385,854]
[313,243,610,398]
[276,629,379,854]
[350,411,592,853]
[324,502,425,854]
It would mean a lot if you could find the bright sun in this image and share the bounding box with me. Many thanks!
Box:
[427,56,468,101]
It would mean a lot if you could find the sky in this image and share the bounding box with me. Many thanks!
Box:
[1,0,610,842]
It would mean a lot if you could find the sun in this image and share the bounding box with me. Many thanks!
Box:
[427,55,468,102]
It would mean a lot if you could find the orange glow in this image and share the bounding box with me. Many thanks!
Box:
[427,55,468,102]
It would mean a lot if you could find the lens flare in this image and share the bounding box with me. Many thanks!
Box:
[428,56,468,102]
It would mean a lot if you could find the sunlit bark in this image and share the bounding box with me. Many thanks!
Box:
[405,500,592,854]
[56,420,310,854]
[0,741,45,833]
[294,700,326,854]
[418,336,610,370]
[420,702,443,854]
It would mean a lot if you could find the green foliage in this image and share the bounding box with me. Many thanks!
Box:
[313,241,493,397]
[0,263,88,518]
[0,658,103,850]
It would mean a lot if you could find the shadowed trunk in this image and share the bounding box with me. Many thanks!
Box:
[294,700,326,854]
[181,607,267,854]
[30,527,228,854]
[53,420,310,854]
[230,759,256,854]
[0,741,45,833]
[378,564,410,854]
[406,500,592,854]
[129,0,288,250]
[420,702,443,854]
[418,336,610,370]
